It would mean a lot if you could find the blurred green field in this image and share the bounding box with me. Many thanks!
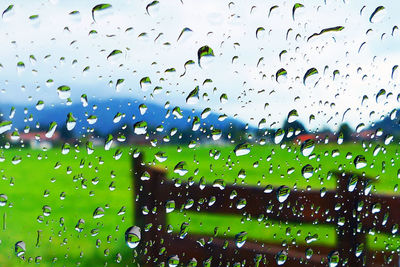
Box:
[0,142,399,266]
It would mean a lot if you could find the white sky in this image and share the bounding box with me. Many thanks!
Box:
[0,0,399,131]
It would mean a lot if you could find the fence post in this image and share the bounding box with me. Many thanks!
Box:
[133,153,167,266]
[335,171,366,267]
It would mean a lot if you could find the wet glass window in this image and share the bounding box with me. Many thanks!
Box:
[0,0,399,266]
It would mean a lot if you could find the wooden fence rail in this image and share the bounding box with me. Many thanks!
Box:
[132,154,400,266]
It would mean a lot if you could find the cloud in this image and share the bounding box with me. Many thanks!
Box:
[0,0,398,130]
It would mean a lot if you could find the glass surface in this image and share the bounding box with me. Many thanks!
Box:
[0,0,399,266]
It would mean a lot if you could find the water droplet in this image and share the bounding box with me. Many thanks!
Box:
[303,68,318,85]
[179,222,189,239]
[212,179,226,190]
[234,231,247,248]
[384,134,393,145]
[92,3,112,22]
[355,243,364,257]
[220,93,228,104]
[0,121,12,134]
[113,112,123,123]
[211,129,222,140]
[376,88,386,103]
[186,87,200,104]
[35,100,44,111]
[133,121,148,135]
[75,219,85,232]
[139,104,147,115]
[45,122,57,138]
[236,198,247,209]
[301,164,314,179]
[287,109,299,123]
[328,251,340,267]
[42,205,51,216]
[81,94,88,107]
[146,1,159,15]
[177,27,193,42]
[291,3,304,18]
[125,226,141,248]
[233,142,251,156]
[201,108,211,119]
[174,161,188,176]
[301,139,315,156]
[61,143,70,155]
[277,186,290,203]
[139,77,151,91]
[276,250,288,265]
[57,85,71,99]
[15,241,25,258]
[0,194,8,206]
[276,68,287,83]
[172,107,183,119]
[12,155,21,165]
[87,115,97,125]
[305,248,313,259]
[274,129,285,144]
[2,5,14,19]
[307,26,344,41]
[66,113,76,131]
[369,6,385,23]
[197,45,214,67]
[354,155,367,169]
[168,255,180,267]
[93,207,105,219]
[154,151,167,162]
[256,27,265,39]
[107,49,122,61]
[165,200,175,213]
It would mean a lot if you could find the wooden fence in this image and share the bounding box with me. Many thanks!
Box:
[132,154,400,266]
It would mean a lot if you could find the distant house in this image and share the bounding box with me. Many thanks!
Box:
[352,130,376,140]
[293,132,336,145]
[7,131,60,149]
[293,134,317,143]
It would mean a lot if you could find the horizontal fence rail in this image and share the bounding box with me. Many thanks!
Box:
[132,154,400,266]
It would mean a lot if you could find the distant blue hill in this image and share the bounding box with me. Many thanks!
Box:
[367,113,400,134]
[0,98,248,136]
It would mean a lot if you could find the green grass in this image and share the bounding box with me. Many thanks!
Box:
[0,142,399,266]
[0,147,135,266]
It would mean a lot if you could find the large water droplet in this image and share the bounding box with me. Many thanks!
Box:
[234,231,247,248]
[354,155,367,169]
[328,251,340,267]
[369,6,385,23]
[277,186,290,203]
[174,161,188,176]
[133,121,148,135]
[125,226,141,248]
[276,250,288,265]
[0,121,12,134]
[0,194,8,206]
[45,122,57,138]
[92,4,112,22]
[93,207,105,219]
[301,139,315,156]
[234,142,251,156]
[301,164,314,179]
[15,241,25,258]
[57,85,71,99]
[197,45,214,67]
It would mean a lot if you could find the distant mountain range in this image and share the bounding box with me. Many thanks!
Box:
[1,98,398,141]
[367,114,400,134]
[0,98,248,136]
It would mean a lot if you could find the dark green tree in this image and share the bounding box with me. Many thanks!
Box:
[337,123,353,143]
[59,124,74,141]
